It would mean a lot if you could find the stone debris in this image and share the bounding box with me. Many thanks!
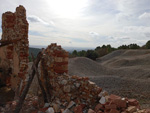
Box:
[0,93,149,113]
[0,5,150,113]
[99,96,106,104]
[45,107,55,113]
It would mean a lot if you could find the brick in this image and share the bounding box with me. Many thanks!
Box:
[109,109,119,113]
[54,69,68,74]
[146,109,150,113]
[74,105,83,113]
[126,106,137,113]
[6,77,11,86]
[128,99,139,106]
[105,104,117,110]
[95,104,104,112]
[112,99,127,108]
[108,94,121,101]
[18,72,25,79]
[7,45,14,50]
[88,109,96,113]
[54,61,68,65]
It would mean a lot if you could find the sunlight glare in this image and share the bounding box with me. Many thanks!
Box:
[49,0,88,18]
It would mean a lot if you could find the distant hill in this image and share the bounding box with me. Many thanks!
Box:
[69,49,150,79]
[29,47,41,57]
[30,45,94,53]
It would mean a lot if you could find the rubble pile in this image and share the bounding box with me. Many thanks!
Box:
[1,90,150,113]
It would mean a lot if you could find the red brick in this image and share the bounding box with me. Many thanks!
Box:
[54,68,68,74]
[112,99,127,108]
[146,109,150,113]
[80,104,86,109]
[56,53,69,57]
[104,109,110,113]
[128,99,139,106]
[83,77,89,81]
[31,111,38,113]
[18,72,25,79]
[109,109,119,113]
[7,52,13,59]
[88,109,96,113]
[39,107,49,112]
[20,53,29,57]
[95,104,104,112]
[74,105,83,113]
[108,94,121,101]
[105,104,117,110]
[6,77,11,86]
[96,87,102,94]
[7,45,14,50]
[54,61,68,65]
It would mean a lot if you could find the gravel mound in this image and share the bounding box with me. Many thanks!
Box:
[68,57,109,76]
[68,50,150,108]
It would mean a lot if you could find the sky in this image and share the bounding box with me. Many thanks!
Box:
[0,0,150,48]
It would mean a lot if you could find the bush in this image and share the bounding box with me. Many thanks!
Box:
[86,50,99,60]
[145,40,150,49]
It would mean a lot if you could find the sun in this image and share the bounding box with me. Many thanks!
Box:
[49,0,88,18]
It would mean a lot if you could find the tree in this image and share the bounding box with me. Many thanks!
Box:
[86,50,98,60]
[145,40,150,49]
[128,44,140,49]
[102,45,106,49]
[78,50,86,57]
[106,44,112,53]
[118,45,129,49]
[95,46,101,51]
[72,50,78,56]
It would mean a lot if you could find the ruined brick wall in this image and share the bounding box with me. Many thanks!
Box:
[41,43,68,76]
[40,43,102,106]
[0,5,29,95]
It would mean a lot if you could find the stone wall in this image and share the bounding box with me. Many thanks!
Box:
[0,5,29,95]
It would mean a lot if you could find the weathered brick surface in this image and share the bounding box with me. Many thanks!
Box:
[0,5,29,95]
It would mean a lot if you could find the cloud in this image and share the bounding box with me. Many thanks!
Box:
[84,0,119,16]
[115,0,150,26]
[122,26,150,33]
[70,38,88,43]
[116,13,131,22]
[1,0,150,48]
[144,33,150,37]
[139,12,150,20]
[28,15,55,26]
[29,30,45,37]
[121,36,130,40]
[89,32,99,38]
[117,0,150,14]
